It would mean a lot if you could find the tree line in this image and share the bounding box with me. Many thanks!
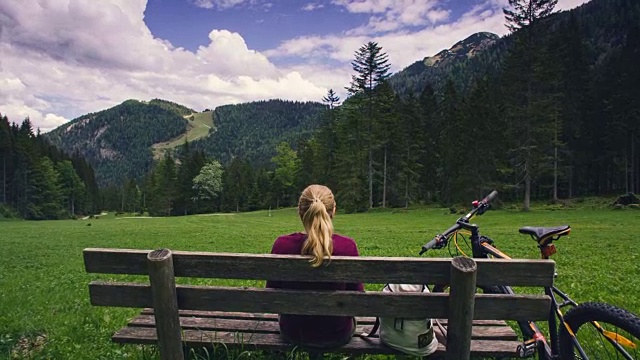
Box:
[99,139,301,215]
[0,116,100,219]
[99,0,639,215]
[7,0,637,218]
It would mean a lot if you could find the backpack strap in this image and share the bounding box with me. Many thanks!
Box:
[360,317,380,337]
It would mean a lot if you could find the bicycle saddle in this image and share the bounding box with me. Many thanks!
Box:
[519,225,571,243]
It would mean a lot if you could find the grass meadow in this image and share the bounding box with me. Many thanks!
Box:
[1,203,639,359]
[151,111,214,160]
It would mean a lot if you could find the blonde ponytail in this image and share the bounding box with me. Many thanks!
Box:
[298,185,335,267]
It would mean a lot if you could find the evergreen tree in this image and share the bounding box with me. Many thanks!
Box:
[417,84,440,203]
[149,152,177,216]
[397,93,423,208]
[333,104,367,213]
[552,13,589,198]
[503,0,558,33]
[371,81,400,207]
[322,89,341,109]
[222,157,251,212]
[0,114,12,204]
[502,0,558,210]
[437,80,468,205]
[27,157,63,220]
[57,160,86,216]
[347,42,391,209]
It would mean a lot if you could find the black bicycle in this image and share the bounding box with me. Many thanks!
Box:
[419,191,640,359]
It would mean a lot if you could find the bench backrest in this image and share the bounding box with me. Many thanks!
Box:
[84,248,554,320]
[84,248,555,360]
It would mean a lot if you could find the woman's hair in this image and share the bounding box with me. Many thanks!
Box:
[298,184,335,267]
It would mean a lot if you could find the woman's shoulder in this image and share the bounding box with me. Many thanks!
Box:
[271,232,305,254]
[277,232,305,240]
[332,233,356,243]
[332,233,359,255]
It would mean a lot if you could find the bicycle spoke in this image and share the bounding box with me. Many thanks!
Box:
[573,321,639,359]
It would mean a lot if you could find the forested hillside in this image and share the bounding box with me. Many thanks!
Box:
[191,100,326,166]
[389,32,505,97]
[309,0,640,212]
[14,0,638,218]
[45,99,189,186]
[44,98,325,187]
[0,115,99,219]
[390,0,640,97]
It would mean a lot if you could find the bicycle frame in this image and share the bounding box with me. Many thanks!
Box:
[466,224,634,359]
[421,192,638,359]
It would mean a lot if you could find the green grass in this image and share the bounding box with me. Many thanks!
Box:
[152,111,214,159]
[0,207,639,359]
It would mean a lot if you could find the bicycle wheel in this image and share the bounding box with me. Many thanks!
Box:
[559,302,640,359]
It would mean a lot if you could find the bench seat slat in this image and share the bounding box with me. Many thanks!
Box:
[128,314,518,340]
[139,309,511,327]
[84,248,555,287]
[112,326,521,357]
[90,282,550,320]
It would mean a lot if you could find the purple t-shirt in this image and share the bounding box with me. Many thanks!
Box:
[265,232,364,345]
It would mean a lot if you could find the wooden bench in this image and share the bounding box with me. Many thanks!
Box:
[84,248,555,360]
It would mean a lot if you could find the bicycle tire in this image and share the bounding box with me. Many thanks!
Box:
[559,301,640,360]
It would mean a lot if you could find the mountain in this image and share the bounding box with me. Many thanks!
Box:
[191,100,326,166]
[45,98,326,186]
[44,0,639,189]
[423,32,499,68]
[389,0,640,97]
[388,32,502,97]
[45,99,189,186]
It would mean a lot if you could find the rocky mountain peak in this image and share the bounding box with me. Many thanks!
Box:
[424,32,499,67]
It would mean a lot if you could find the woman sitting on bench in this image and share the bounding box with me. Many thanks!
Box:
[266,184,364,348]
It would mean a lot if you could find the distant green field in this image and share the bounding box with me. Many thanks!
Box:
[1,207,639,359]
[152,111,214,159]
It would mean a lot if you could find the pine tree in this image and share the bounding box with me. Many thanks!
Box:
[347,42,391,209]
[502,0,558,210]
[28,157,63,220]
[503,0,557,33]
[57,160,86,216]
[322,89,341,110]
[417,84,439,203]
[0,114,13,204]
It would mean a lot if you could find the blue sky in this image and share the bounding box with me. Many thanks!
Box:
[0,0,589,131]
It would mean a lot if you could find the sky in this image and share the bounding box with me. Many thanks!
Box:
[0,0,590,132]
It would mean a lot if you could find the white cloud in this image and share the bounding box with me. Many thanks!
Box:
[191,0,254,10]
[0,0,592,133]
[302,3,324,11]
[268,0,508,72]
[0,0,327,132]
[556,0,589,11]
[333,0,451,35]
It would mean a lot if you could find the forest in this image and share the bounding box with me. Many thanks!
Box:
[128,0,639,215]
[1,0,639,218]
[0,116,100,219]
[45,99,190,186]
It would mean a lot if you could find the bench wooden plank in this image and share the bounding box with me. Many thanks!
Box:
[84,248,555,287]
[90,282,550,321]
[112,326,521,357]
[139,309,511,327]
[128,314,518,340]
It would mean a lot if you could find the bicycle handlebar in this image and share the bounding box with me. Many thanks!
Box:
[419,190,498,255]
[483,190,498,204]
[419,238,439,255]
